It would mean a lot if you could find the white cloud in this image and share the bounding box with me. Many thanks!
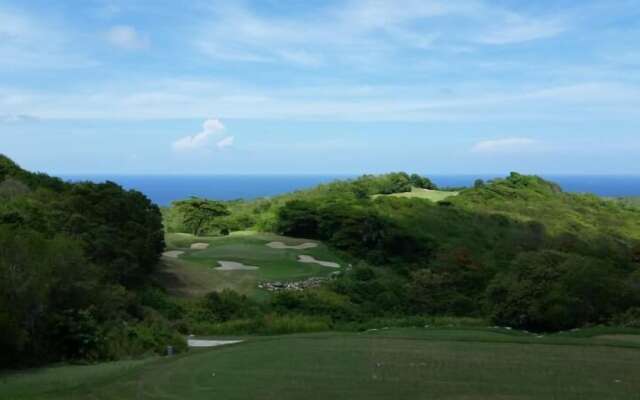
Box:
[478,14,567,45]
[217,136,234,149]
[0,8,94,69]
[1,114,39,123]
[106,25,149,50]
[471,137,538,153]
[193,1,571,68]
[173,118,224,151]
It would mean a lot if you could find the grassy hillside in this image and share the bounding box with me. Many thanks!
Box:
[452,173,640,240]
[4,327,640,400]
[158,171,640,334]
[373,187,459,202]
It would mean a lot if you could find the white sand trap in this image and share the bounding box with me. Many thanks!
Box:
[190,242,210,250]
[162,250,184,258]
[297,255,340,268]
[188,339,243,348]
[215,261,260,271]
[267,241,319,250]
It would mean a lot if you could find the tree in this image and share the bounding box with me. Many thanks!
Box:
[276,200,320,238]
[410,174,437,190]
[173,197,229,236]
[473,179,485,189]
[486,250,628,331]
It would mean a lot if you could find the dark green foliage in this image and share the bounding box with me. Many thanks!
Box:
[276,200,319,238]
[0,155,169,368]
[486,250,632,331]
[270,289,359,321]
[408,270,475,316]
[172,197,229,236]
[410,173,437,190]
[202,290,258,322]
[268,171,640,331]
[58,182,165,285]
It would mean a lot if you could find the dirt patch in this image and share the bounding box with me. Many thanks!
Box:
[187,339,243,348]
[595,335,640,344]
[297,255,340,268]
[190,242,210,250]
[267,241,319,250]
[162,250,185,258]
[215,261,260,271]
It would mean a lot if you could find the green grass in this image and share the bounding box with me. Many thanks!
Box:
[5,328,640,400]
[157,231,344,298]
[373,187,459,202]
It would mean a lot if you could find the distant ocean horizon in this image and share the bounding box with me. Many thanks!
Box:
[59,174,640,206]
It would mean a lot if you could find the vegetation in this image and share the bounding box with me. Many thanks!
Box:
[156,171,640,336]
[4,152,640,388]
[0,155,180,368]
[172,197,229,236]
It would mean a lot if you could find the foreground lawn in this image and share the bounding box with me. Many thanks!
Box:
[157,231,344,297]
[4,328,640,400]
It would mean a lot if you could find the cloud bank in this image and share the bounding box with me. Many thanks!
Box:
[471,137,538,153]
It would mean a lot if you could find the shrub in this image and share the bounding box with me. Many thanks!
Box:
[486,250,629,331]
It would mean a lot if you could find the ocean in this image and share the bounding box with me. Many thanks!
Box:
[59,174,640,206]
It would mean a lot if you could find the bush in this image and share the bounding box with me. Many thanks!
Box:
[186,314,330,336]
[259,314,331,334]
[98,312,188,359]
[271,289,359,321]
[486,250,630,331]
[202,290,259,322]
[612,308,640,328]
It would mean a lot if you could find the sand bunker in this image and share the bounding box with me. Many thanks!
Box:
[162,250,184,258]
[187,339,243,348]
[190,242,210,250]
[297,255,340,268]
[215,261,260,271]
[267,241,319,250]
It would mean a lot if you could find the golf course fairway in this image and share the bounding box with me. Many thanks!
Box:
[3,327,640,400]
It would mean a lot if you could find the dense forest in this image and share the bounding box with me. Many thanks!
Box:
[3,155,640,369]
[0,155,183,368]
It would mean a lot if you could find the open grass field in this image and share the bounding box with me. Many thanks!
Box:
[156,231,345,298]
[3,327,640,400]
[373,187,459,202]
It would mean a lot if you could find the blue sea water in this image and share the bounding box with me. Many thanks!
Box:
[60,174,640,206]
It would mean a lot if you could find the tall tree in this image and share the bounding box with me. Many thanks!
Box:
[173,197,230,236]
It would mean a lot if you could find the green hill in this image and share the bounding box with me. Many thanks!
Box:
[3,155,640,385]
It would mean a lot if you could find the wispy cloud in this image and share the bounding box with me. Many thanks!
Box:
[471,137,538,153]
[3,78,639,121]
[0,114,39,123]
[193,1,570,67]
[106,25,149,50]
[217,136,234,149]
[0,7,94,69]
[477,14,567,45]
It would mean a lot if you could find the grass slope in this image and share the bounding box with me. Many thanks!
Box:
[157,231,344,298]
[373,187,459,202]
[4,328,640,400]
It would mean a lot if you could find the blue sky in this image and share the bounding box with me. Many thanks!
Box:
[1,0,639,174]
